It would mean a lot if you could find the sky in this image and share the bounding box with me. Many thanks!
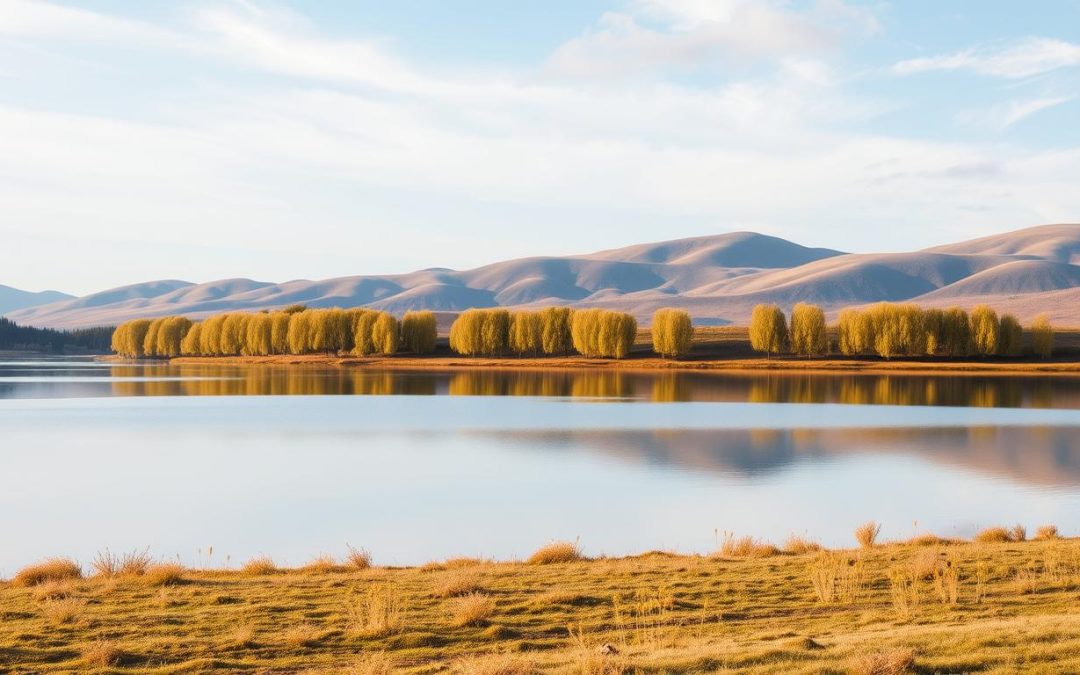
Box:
[2,0,1080,295]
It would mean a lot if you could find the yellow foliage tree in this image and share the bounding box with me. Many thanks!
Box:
[941,307,971,357]
[748,304,787,358]
[997,313,1022,356]
[540,307,573,355]
[788,303,826,357]
[651,308,693,359]
[400,310,437,354]
[509,310,543,356]
[571,308,636,358]
[371,312,400,355]
[270,312,291,355]
[244,313,273,356]
[180,322,202,355]
[837,309,873,356]
[1031,314,1054,359]
[969,305,999,356]
[353,311,378,356]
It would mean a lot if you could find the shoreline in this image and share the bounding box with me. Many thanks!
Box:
[153,353,1080,376]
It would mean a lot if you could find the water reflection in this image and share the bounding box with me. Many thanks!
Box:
[488,426,1080,488]
[0,359,1078,408]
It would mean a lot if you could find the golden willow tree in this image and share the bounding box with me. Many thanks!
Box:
[400,310,437,354]
[996,313,1023,357]
[449,308,510,356]
[180,322,202,355]
[1031,314,1054,359]
[570,308,636,359]
[837,308,873,356]
[969,305,1000,356]
[748,304,787,358]
[110,318,153,357]
[651,308,693,359]
[509,310,543,356]
[788,303,826,357]
[540,307,573,355]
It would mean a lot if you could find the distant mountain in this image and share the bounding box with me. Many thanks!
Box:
[0,284,73,315]
[8,224,1080,328]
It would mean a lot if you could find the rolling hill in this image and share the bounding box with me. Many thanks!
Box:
[6,225,1080,328]
[0,284,73,315]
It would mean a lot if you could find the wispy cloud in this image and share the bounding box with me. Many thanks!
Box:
[956,96,1075,131]
[893,37,1080,79]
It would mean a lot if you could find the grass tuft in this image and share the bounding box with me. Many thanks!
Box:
[850,647,916,675]
[1035,525,1060,541]
[13,558,82,587]
[433,570,485,598]
[144,563,185,586]
[783,535,823,555]
[241,556,278,575]
[40,597,87,625]
[526,541,582,565]
[717,533,780,558]
[450,593,496,627]
[974,526,1013,543]
[855,522,882,548]
[80,640,126,668]
[455,652,537,675]
[302,554,343,574]
[91,548,152,577]
[345,544,372,570]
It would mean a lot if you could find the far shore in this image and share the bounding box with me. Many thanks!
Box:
[144,352,1080,376]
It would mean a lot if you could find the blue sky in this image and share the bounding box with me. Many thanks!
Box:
[3,0,1080,294]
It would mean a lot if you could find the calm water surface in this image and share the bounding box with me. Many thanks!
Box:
[2,356,1079,572]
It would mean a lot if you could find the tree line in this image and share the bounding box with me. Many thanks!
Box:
[112,307,438,358]
[111,301,1057,361]
[0,317,114,353]
[750,302,1055,359]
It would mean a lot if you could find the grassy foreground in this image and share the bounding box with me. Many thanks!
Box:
[4,536,1080,674]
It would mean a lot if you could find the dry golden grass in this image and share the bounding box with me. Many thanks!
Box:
[855,521,882,548]
[143,562,185,586]
[39,596,86,625]
[241,555,278,575]
[717,533,781,558]
[455,652,537,675]
[903,533,956,547]
[526,541,582,565]
[449,592,496,627]
[91,547,152,577]
[782,535,822,554]
[282,622,325,648]
[974,526,1013,543]
[345,545,372,570]
[850,647,916,675]
[4,538,1080,673]
[1036,524,1060,540]
[303,554,345,574]
[345,583,404,637]
[12,557,82,587]
[80,640,125,668]
[31,578,76,601]
[433,570,485,598]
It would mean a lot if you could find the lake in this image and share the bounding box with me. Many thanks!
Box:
[2,356,1079,573]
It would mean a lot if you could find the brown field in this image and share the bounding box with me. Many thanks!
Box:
[161,327,1080,376]
[4,536,1080,673]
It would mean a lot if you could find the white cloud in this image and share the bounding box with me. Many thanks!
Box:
[956,96,1075,131]
[546,0,876,79]
[893,37,1080,79]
